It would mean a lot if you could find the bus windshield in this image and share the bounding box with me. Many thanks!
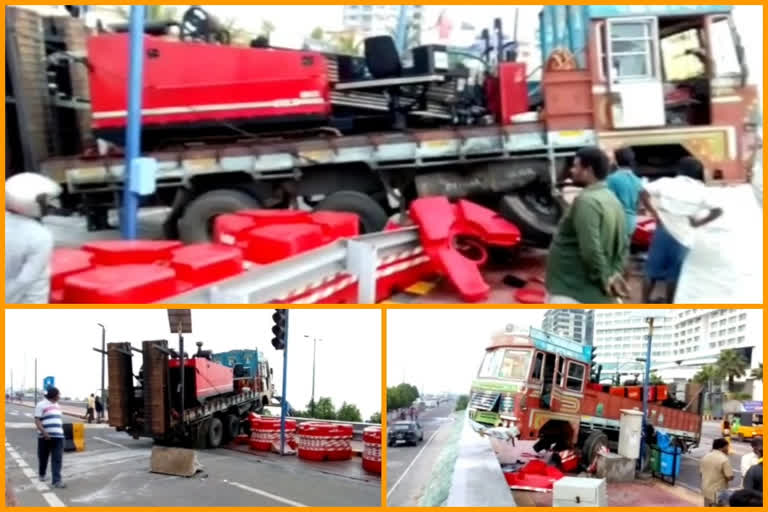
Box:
[478,349,532,380]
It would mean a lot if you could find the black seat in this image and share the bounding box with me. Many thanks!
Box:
[364,36,402,79]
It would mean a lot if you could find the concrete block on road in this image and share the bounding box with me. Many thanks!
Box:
[596,452,635,482]
[150,446,203,477]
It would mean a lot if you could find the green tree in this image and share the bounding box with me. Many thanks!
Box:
[313,397,336,420]
[387,383,420,411]
[222,17,253,46]
[649,374,665,385]
[751,363,762,381]
[310,27,324,40]
[260,20,276,37]
[368,412,382,424]
[455,395,469,411]
[693,365,722,390]
[337,402,362,422]
[716,350,749,391]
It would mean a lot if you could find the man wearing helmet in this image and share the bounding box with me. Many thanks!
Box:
[5,172,62,304]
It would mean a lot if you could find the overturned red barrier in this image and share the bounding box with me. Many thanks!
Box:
[409,197,521,302]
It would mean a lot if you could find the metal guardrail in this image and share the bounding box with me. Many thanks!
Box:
[161,227,422,304]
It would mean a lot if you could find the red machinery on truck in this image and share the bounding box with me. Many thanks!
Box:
[6,5,760,244]
[107,338,274,448]
[468,327,703,467]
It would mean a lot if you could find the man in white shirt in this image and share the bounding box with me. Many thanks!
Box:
[741,438,763,480]
[34,387,66,488]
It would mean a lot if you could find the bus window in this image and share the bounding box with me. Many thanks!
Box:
[566,362,586,392]
[478,349,532,380]
[531,352,545,381]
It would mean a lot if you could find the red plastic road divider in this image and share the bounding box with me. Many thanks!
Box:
[249,416,297,452]
[409,197,521,302]
[362,426,381,474]
[297,422,354,462]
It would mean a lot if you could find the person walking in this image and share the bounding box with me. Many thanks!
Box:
[95,396,104,423]
[699,438,734,506]
[86,394,95,424]
[34,387,66,488]
[742,457,762,494]
[546,146,629,303]
[5,173,62,304]
[606,147,644,241]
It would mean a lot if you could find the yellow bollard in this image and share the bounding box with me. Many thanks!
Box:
[73,423,86,452]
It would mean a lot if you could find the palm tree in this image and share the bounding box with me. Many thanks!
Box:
[260,20,275,38]
[716,349,749,392]
[751,362,762,381]
[310,27,324,41]
[693,365,721,391]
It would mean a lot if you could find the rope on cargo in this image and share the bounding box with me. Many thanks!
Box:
[546,48,578,72]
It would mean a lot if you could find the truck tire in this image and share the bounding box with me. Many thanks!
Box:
[316,191,388,233]
[178,189,260,243]
[498,190,562,248]
[224,414,240,442]
[194,420,209,449]
[582,431,609,468]
[207,417,224,448]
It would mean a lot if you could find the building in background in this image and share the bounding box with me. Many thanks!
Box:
[592,310,762,398]
[542,309,594,345]
[342,5,424,41]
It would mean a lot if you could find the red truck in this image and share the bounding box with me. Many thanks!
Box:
[468,327,703,466]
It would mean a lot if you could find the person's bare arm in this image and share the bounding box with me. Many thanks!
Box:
[639,190,660,221]
[689,207,723,228]
[34,418,50,440]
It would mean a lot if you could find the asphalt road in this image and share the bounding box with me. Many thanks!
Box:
[5,402,380,507]
[386,401,458,507]
[677,420,752,493]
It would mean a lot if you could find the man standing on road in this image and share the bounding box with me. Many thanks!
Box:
[34,387,66,489]
[546,146,629,303]
[606,147,643,241]
[741,438,762,478]
[86,394,95,424]
[700,438,734,506]
[95,396,104,423]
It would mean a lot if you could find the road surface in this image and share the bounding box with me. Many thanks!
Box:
[386,401,458,507]
[5,402,380,507]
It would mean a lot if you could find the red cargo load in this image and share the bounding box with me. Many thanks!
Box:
[610,386,626,397]
[627,386,642,400]
[87,34,331,145]
[497,62,529,124]
[62,264,177,303]
[169,358,233,400]
[656,385,669,402]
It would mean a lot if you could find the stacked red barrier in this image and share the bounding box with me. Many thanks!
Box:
[249,417,297,452]
[297,422,353,461]
[362,426,381,474]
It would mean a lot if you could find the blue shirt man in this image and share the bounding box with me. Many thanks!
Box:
[606,147,643,238]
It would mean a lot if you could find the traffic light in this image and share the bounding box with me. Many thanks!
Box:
[271,309,288,350]
[589,346,602,383]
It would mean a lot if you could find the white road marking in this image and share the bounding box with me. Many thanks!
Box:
[6,442,67,506]
[226,481,308,507]
[24,412,33,417]
[10,410,19,416]
[93,437,128,449]
[42,492,66,507]
[387,426,442,500]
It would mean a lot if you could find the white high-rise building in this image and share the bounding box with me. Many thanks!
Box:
[342,5,423,40]
[592,310,763,395]
[542,309,594,345]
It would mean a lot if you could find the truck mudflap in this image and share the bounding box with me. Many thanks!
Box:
[107,342,134,428]
[143,339,170,437]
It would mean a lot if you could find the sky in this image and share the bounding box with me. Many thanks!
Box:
[386,309,545,395]
[4,309,382,419]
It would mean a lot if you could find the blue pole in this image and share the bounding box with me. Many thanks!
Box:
[641,317,654,469]
[279,310,290,455]
[394,5,409,55]
[122,5,145,239]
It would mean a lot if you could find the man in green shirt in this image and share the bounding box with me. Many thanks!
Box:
[546,146,629,303]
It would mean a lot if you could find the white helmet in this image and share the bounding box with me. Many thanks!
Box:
[5,172,62,219]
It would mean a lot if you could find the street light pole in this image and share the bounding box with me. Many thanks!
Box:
[97,323,106,407]
[34,358,38,404]
[304,335,321,417]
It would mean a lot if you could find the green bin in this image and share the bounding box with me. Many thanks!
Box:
[650,445,661,473]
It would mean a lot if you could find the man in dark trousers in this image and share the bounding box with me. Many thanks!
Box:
[95,396,104,423]
[34,387,66,488]
[546,146,629,303]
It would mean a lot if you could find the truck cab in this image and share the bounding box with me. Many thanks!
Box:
[541,5,760,181]
[468,327,591,446]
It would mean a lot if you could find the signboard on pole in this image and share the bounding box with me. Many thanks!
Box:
[43,376,54,391]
